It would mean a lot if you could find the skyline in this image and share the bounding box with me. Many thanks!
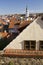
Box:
[0,0,43,15]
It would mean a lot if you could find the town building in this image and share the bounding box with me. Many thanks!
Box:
[3,16,43,56]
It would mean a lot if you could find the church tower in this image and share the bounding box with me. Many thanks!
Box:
[25,5,29,17]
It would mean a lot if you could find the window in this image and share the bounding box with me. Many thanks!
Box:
[24,40,36,50]
[39,41,43,50]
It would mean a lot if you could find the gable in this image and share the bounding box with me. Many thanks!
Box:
[4,17,43,50]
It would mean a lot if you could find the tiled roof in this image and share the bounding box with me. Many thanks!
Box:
[0,32,8,38]
[18,20,31,29]
[8,17,15,28]
[9,17,20,28]
[0,19,7,25]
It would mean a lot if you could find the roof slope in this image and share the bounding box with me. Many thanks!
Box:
[4,17,43,50]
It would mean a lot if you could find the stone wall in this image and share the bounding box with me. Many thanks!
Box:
[0,56,43,65]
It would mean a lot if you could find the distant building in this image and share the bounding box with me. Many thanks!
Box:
[3,19,9,32]
[0,19,4,32]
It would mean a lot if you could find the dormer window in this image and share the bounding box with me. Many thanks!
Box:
[39,41,43,50]
[24,40,36,50]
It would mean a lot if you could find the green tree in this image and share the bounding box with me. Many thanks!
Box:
[8,61,14,65]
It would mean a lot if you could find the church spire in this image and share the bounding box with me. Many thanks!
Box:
[26,5,28,17]
[25,5,29,17]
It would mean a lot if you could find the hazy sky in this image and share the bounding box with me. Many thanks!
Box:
[0,0,43,15]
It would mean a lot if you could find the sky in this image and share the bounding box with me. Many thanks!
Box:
[0,0,43,15]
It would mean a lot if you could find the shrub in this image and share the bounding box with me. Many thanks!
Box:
[8,61,14,65]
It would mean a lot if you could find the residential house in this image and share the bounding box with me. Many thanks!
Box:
[3,16,43,56]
